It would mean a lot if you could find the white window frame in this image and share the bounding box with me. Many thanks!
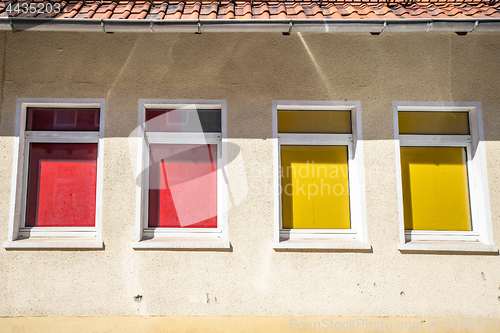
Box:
[394,102,498,253]
[133,100,229,250]
[272,101,369,250]
[4,99,105,249]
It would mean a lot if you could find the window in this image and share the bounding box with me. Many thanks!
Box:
[273,102,369,250]
[134,100,229,249]
[394,103,497,253]
[4,100,105,249]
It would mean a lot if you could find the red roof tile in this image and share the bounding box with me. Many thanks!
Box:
[60,1,82,18]
[371,4,399,18]
[181,2,201,19]
[355,3,374,16]
[128,2,150,19]
[253,3,270,19]
[234,2,252,19]
[74,2,99,18]
[218,2,234,19]
[165,2,184,19]
[302,3,322,17]
[477,3,499,15]
[321,4,344,19]
[268,2,287,19]
[200,2,218,19]
[148,3,167,19]
[0,0,499,20]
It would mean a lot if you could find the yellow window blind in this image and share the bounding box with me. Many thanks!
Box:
[398,111,470,135]
[281,145,350,229]
[278,110,352,134]
[400,146,472,231]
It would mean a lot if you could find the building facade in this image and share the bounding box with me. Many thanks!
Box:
[0,1,500,331]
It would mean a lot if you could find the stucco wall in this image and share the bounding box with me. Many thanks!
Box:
[0,31,499,318]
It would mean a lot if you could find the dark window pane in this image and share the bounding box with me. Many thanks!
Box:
[145,109,221,133]
[26,108,100,131]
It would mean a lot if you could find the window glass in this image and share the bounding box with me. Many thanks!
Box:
[148,144,217,228]
[25,143,98,227]
[400,146,471,231]
[398,111,469,135]
[278,110,351,134]
[26,108,100,131]
[281,145,350,229]
[145,109,221,133]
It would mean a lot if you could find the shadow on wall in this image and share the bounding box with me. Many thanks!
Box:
[0,32,499,141]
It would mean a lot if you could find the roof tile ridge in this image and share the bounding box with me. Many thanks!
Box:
[371,3,392,15]
[84,2,100,19]
[252,2,270,19]
[101,1,117,19]
[287,1,307,18]
[234,1,252,19]
[117,1,134,19]
[219,1,235,19]
[356,3,375,15]
[166,2,185,13]
[62,0,83,18]
[155,2,168,19]
[320,3,343,18]
[200,2,218,15]
[337,2,356,15]
[302,2,324,18]
[439,3,462,16]
[164,1,184,19]
[455,3,479,15]
[136,1,151,19]
[0,0,13,16]
[477,3,498,15]
[423,3,445,16]
[183,1,201,13]
[402,2,427,16]
[0,1,9,11]
[182,2,201,19]
[268,2,286,14]
[388,2,410,15]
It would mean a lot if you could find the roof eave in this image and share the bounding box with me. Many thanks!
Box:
[1,17,500,34]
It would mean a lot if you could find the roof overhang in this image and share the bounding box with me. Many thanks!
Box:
[2,17,500,34]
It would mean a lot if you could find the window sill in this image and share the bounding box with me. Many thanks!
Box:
[398,241,498,254]
[273,239,371,252]
[3,238,103,250]
[133,237,230,250]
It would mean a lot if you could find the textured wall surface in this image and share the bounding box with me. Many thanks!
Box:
[0,31,499,318]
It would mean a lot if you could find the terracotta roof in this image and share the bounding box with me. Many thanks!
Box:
[1,1,500,20]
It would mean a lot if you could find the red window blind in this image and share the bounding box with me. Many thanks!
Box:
[25,143,98,227]
[148,144,217,228]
